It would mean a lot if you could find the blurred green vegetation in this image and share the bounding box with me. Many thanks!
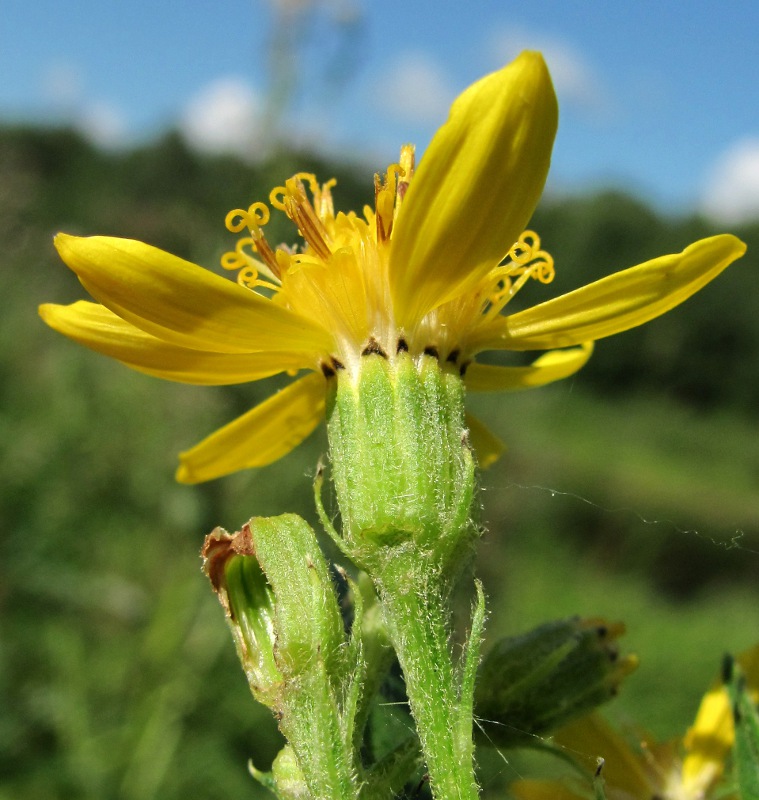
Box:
[1,125,758,799]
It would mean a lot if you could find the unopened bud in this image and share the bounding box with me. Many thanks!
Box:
[202,514,346,711]
[475,617,637,747]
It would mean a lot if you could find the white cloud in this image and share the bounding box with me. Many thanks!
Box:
[39,60,129,148]
[700,138,759,224]
[76,102,128,148]
[41,61,85,108]
[374,52,455,125]
[179,77,265,161]
[490,28,610,117]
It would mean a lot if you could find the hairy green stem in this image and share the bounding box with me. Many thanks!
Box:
[278,676,360,800]
[374,558,482,800]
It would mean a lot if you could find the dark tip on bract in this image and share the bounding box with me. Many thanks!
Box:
[321,361,336,378]
[396,338,409,353]
[362,338,388,358]
[423,346,439,359]
[331,356,346,371]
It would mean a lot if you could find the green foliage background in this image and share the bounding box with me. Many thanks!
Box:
[2,126,758,799]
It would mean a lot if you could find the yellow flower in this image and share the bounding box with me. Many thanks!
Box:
[39,52,745,483]
[510,644,759,800]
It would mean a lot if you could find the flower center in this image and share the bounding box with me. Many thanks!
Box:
[221,153,415,375]
[220,149,555,376]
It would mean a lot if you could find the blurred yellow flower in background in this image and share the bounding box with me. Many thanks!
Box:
[511,644,759,800]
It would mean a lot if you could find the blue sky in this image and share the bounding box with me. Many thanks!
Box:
[3,0,759,221]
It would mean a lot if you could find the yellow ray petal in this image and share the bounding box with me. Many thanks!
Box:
[464,412,504,468]
[55,234,332,355]
[464,343,593,392]
[39,301,309,384]
[176,372,325,483]
[390,52,558,326]
[681,683,732,793]
[471,234,746,352]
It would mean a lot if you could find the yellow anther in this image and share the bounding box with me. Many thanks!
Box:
[275,249,292,276]
[399,144,415,180]
[270,177,332,260]
[386,162,405,181]
[313,178,337,219]
[395,145,415,221]
[374,161,406,243]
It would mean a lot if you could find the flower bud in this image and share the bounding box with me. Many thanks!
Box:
[475,617,638,747]
[270,745,310,800]
[202,514,346,710]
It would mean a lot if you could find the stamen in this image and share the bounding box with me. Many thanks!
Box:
[374,156,411,243]
[221,237,281,288]
[508,231,554,284]
[395,144,415,210]
[313,178,337,220]
[482,230,555,320]
[270,176,333,261]
[251,234,282,279]
[269,172,318,211]
[374,174,388,243]
[225,202,270,233]
[222,203,283,282]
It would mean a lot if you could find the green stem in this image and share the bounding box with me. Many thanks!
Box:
[279,674,360,800]
[374,557,481,800]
